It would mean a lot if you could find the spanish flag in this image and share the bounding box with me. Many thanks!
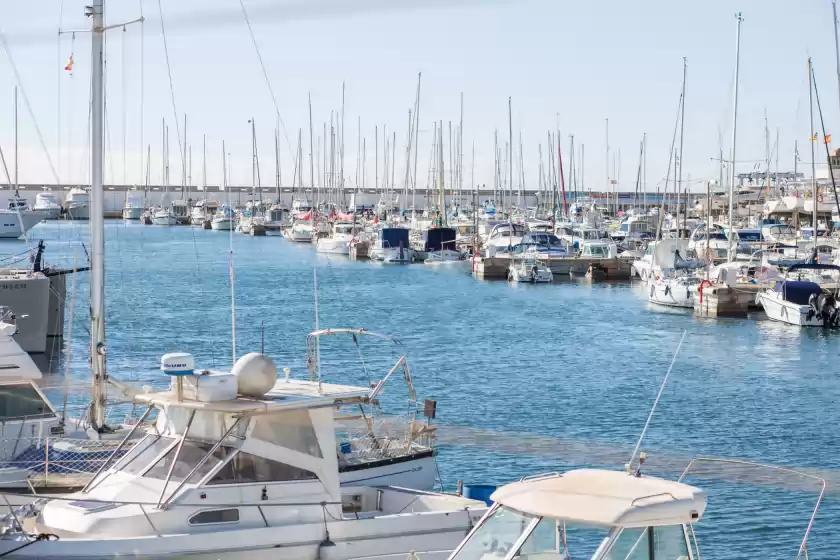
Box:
[826,134,832,144]
[64,55,73,73]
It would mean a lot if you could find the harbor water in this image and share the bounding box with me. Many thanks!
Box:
[12,221,840,558]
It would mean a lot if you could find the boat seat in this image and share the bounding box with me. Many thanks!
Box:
[773,280,823,306]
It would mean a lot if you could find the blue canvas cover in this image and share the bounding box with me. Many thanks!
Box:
[380,228,410,248]
[774,280,822,306]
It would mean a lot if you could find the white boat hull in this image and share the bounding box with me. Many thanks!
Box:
[0,212,44,238]
[369,247,414,264]
[122,207,143,220]
[152,213,177,226]
[339,454,436,489]
[33,206,61,220]
[211,218,234,231]
[65,203,89,220]
[648,279,694,308]
[315,238,351,255]
[508,264,553,283]
[757,290,839,327]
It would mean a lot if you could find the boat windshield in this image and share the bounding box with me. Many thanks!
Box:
[0,383,54,421]
[452,505,691,560]
[451,506,611,560]
[584,245,609,257]
[116,434,231,484]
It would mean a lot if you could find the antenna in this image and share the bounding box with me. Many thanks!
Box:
[313,269,322,391]
[627,330,687,474]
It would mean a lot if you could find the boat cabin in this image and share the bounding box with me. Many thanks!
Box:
[579,240,617,258]
[423,227,457,252]
[449,469,706,560]
[377,227,410,249]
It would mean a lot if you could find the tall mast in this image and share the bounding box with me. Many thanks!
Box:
[13,86,18,193]
[508,97,515,209]
[412,73,422,210]
[202,134,207,189]
[727,13,743,263]
[274,128,280,201]
[678,58,687,236]
[605,118,610,214]
[340,82,345,208]
[308,93,315,207]
[88,0,107,430]
[809,57,817,251]
[834,0,840,119]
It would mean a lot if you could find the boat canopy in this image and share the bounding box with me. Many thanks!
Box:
[773,280,823,305]
[424,228,457,251]
[490,469,706,528]
[379,228,410,248]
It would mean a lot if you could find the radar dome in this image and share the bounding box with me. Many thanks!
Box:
[232,353,278,397]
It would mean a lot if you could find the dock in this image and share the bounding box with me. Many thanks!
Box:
[472,255,633,280]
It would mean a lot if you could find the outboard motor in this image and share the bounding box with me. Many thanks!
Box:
[809,292,839,328]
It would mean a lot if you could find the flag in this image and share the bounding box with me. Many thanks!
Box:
[64,55,74,72]
[811,134,818,141]
[825,134,832,144]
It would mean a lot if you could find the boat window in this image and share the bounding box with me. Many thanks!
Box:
[601,527,648,559]
[619,223,629,232]
[144,439,233,482]
[119,435,176,475]
[0,383,54,421]
[250,410,323,458]
[188,508,240,525]
[652,524,690,559]
[208,451,317,485]
[514,517,557,557]
[452,506,535,559]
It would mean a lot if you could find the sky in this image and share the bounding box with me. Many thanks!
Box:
[0,0,839,194]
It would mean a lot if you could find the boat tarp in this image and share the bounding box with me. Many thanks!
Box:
[424,228,456,251]
[773,280,822,306]
[380,228,410,248]
[673,251,704,270]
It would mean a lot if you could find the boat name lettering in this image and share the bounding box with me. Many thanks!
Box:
[0,284,27,290]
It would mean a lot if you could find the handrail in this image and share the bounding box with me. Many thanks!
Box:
[678,457,825,560]
[628,491,677,507]
[0,493,343,509]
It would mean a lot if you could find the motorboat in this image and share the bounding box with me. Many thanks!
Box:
[0,209,43,239]
[151,207,177,226]
[610,214,653,241]
[285,220,314,243]
[32,192,62,220]
[171,199,190,224]
[416,227,461,262]
[756,263,840,327]
[687,223,730,261]
[446,467,706,560]
[508,256,553,283]
[121,193,144,220]
[369,227,414,264]
[579,239,618,259]
[190,199,219,225]
[485,222,525,250]
[266,204,290,228]
[315,221,357,255]
[64,187,89,220]
[648,252,705,308]
[210,205,235,231]
[0,352,487,558]
[514,233,570,259]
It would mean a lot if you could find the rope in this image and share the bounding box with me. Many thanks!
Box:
[156,0,185,175]
[0,35,61,184]
[237,0,295,160]
[0,534,59,557]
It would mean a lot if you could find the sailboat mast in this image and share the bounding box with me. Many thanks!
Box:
[834,0,840,118]
[13,86,18,193]
[509,97,516,209]
[808,57,817,251]
[308,93,315,210]
[678,58,687,237]
[88,0,107,430]
[412,73,422,211]
[727,13,743,263]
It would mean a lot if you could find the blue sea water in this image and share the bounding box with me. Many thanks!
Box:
[9,220,840,558]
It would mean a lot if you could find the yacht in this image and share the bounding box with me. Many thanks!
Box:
[631,239,688,283]
[64,187,90,220]
[151,207,177,226]
[508,256,553,283]
[0,209,43,239]
[32,192,62,220]
[514,233,570,259]
[285,220,314,243]
[416,227,461,262]
[756,263,840,327]
[0,352,487,558]
[210,205,235,231]
[315,221,357,255]
[189,199,219,225]
[579,239,618,259]
[369,227,414,263]
[485,222,525,250]
[610,214,654,241]
[121,193,144,220]
[171,199,190,224]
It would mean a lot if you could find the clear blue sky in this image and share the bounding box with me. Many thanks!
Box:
[0,0,838,194]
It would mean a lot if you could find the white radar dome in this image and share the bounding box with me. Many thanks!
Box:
[232,352,278,397]
[161,352,195,375]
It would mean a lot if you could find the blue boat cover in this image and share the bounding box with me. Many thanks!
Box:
[424,228,456,251]
[380,228,410,248]
[773,280,822,306]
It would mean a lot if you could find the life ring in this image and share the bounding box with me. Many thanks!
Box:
[698,279,713,304]
[818,193,825,203]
